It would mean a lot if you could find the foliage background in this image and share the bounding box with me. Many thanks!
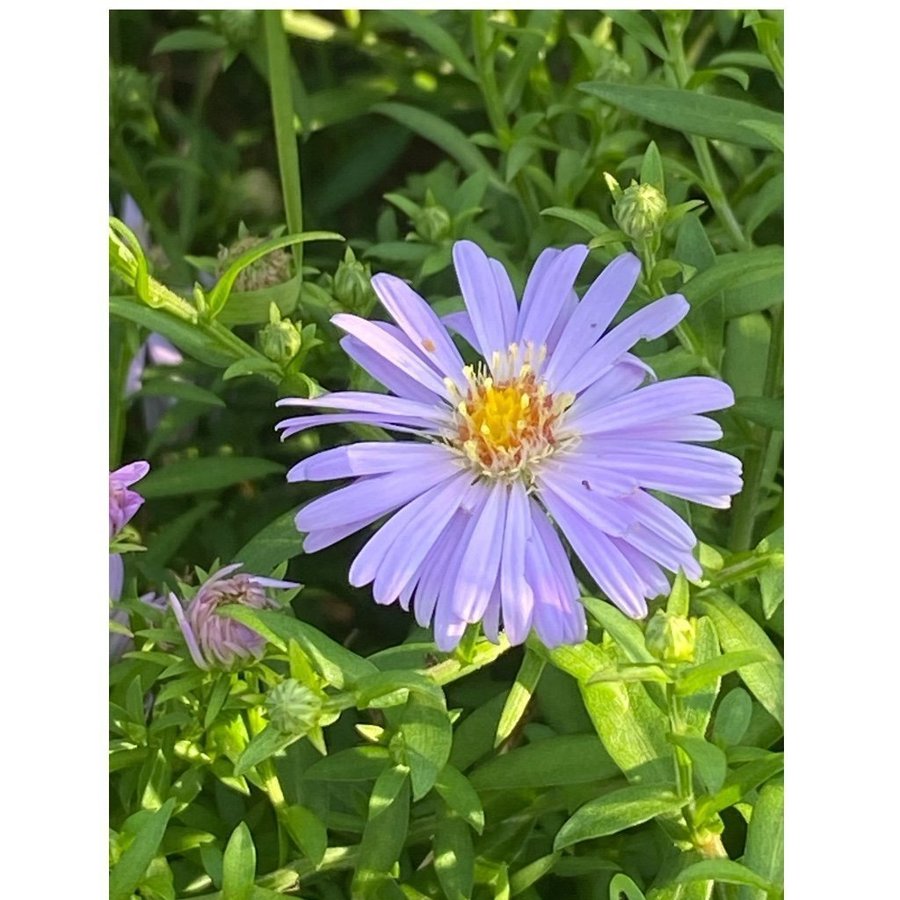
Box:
[114,8,789,900]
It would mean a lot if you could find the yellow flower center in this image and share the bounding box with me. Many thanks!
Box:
[447,344,574,479]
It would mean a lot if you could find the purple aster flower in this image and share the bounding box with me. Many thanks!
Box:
[276,242,742,651]
[109,460,150,540]
[168,564,298,670]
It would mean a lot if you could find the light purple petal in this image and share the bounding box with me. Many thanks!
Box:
[546,289,579,354]
[538,487,648,618]
[610,538,670,598]
[566,355,654,416]
[616,489,697,550]
[303,518,376,552]
[536,467,635,536]
[529,500,581,604]
[526,526,586,648]
[544,453,639,498]
[489,258,519,341]
[276,391,450,425]
[566,377,735,436]
[110,554,124,601]
[516,244,589,351]
[440,311,479,349]
[371,273,466,386]
[331,313,451,397]
[577,414,724,443]
[614,524,703,581]
[412,511,471,628]
[295,460,461,532]
[350,471,473,597]
[556,294,690,396]
[277,411,438,441]
[168,592,209,669]
[543,252,642,386]
[341,335,437,404]
[111,461,151,487]
[499,481,534,645]
[146,333,183,367]
[288,441,455,482]
[452,241,513,364]
[454,481,509,622]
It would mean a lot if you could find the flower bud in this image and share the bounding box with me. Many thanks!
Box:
[645,610,696,663]
[414,204,452,243]
[613,181,668,241]
[333,248,375,313]
[265,678,321,734]
[169,564,298,671]
[260,303,303,363]
[216,235,292,292]
[109,64,157,135]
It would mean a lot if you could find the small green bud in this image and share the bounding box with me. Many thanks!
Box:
[218,10,258,46]
[265,678,321,735]
[109,64,158,137]
[259,304,303,363]
[216,235,292,292]
[613,181,668,241]
[645,610,696,664]
[414,204,452,243]
[333,247,375,313]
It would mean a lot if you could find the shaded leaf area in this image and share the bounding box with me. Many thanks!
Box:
[110,8,783,899]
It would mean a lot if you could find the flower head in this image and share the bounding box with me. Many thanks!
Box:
[169,564,297,670]
[276,242,742,651]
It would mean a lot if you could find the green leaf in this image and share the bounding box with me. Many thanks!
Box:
[739,119,784,152]
[509,853,561,897]
[303,746,391,783]
[554,784,682,850]
[232,507,303,573]
[434,766,485,834]
[109,798,176,900]
[495,648,545,746]
[606,11,668,60]
[110,297,236,368]
[609,872,648,900]
[735,397,783,430]
[355,669,445,708]
[283,805,328,867]
[138,457,283,498]
[673,859,778,894]
[757,529,785,619]
[353,766,411,896]
[231,608,377,688]
[234,726,297,777]
[538,640,673,783]
[379,11,478,82]
[470,734,618,791]
[694,593,783,726]
[142,500,218,569]
[400,695,453,800]
[667,572,690,617]
[675,650,770,696]
[222,356,284,382]
[669,734,727,794]
[434,816,475,900]
[681,248,783,311]
[540,206,612,238]
[153,29,227,54]
[680,617,721,738]
[578,82,783,149]
[739,782,784,900]
[694,754,784,825]
[713,687,753,747]
[204,674,232,730]
[222,822,256,900]
[373,102,502,185]
[136,377,225,408]
[582,597,655,664]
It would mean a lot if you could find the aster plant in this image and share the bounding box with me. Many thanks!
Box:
[278,243,742,650]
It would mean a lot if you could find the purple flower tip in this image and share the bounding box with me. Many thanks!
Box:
[109,460,150,538]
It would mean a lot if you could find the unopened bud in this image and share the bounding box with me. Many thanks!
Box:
[333,248,375,313]
[265,678,321,734]
[645,610,696,663]
[613,181,668,241]
[414,205,452,243]
[260,304,302,363]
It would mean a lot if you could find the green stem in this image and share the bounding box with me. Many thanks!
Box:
[471,12,509,139]
[264,11,305,278]
[729,305,783,550]
[662,20,750,252]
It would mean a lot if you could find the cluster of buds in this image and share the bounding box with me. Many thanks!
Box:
[265,678,322,735]
[169,564,297,671]
[331,247,375,314]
